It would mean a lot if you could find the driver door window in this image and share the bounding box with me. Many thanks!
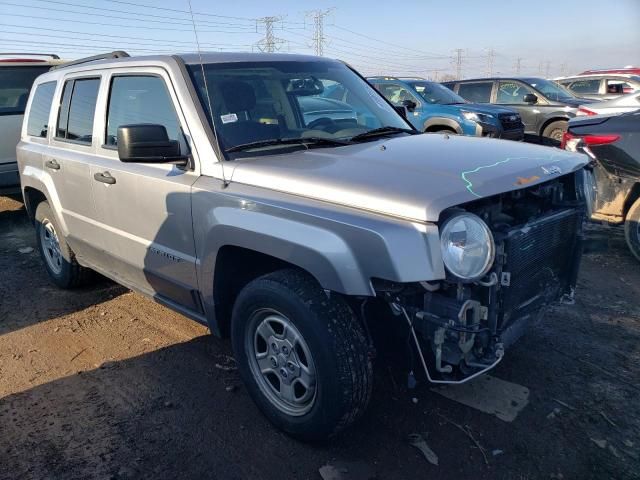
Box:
[375,84,419,106]
[496,81,535,104]
[105,75,187,153]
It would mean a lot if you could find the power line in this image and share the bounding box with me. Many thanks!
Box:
[0,1,259,30]
[330,24,450,59]
[0,12,259,34]
[0,23,252,48]
[103,0,306,25]
[11,0,258,29]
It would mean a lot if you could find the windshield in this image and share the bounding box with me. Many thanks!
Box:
[409,81,467,105]
[523,78,574,101]
[187,60,410,157]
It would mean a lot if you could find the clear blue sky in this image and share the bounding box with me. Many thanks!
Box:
[1,0,638,79]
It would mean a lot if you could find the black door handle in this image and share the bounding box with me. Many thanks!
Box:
[45,159,60,170]
[94,171,116,184]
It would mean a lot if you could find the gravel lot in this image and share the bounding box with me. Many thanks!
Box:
[1,193,639,480]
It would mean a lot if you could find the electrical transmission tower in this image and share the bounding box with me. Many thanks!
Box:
[254,16,286,53]
[453,48,464,80]
[515,57,523,75]
[306,9,333,56]
[485,48,496,76]
[545,60,551,78]
[560,62,568,76]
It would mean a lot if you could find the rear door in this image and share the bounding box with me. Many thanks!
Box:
[89,68,200,312]
[456,81,494,104]
[47,75,103,259]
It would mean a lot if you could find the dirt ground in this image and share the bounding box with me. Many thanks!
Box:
[1,193,639,480]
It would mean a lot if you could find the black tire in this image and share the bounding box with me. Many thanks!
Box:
[624,196,640,262]
[34,201,93,288]
[231,269,373,441]
[542,120,568,144]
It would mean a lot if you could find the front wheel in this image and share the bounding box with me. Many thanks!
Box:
[624,197,640,262]
[231,269,372,441]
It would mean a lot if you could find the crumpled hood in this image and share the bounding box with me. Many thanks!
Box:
[227,134,588,223]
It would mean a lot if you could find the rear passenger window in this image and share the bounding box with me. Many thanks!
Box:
[457,82,493,103]
[567,79,600,94]
[56,78,100,144]
[106,75,185,151]
[26,81,56,138]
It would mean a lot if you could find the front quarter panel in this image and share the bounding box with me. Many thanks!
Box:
[191,176,445,304]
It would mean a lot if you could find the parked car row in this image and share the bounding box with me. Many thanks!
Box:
[366,77,525,140]
[442,77,597,143]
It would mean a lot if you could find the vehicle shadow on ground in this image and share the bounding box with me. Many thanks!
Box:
[0,197,127,336]
[1,311,637,480]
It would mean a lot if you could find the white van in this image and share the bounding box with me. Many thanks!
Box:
[0,54,63,191]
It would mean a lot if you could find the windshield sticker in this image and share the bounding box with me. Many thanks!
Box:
[221,113,238,124]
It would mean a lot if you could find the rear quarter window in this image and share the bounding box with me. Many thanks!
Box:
[567,79,600,94]
[457,82,493,103]
[0,66,50,116]
[26,81,57,138]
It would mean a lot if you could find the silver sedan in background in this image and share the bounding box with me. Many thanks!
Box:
[577,91,640,116]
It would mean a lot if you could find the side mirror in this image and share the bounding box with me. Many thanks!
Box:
[117,124,188,165]
[523,93,538,104]
[402,99,417,111]
[393,105,409,119]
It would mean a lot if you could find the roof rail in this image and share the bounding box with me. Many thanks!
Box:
[397,76,427,80]
[367,76,399,80]
[52,51,129,70]
[0,52,60,59]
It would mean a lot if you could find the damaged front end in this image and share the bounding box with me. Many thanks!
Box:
[375,170,588,384]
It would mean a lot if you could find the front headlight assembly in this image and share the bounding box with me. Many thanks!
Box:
[440,212,495,281]
[461,110,494,123]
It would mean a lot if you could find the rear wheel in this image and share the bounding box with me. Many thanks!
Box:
[35,201,93,288]
[542,120,568,144]
[231,269,372,441]
[624,197,640,262]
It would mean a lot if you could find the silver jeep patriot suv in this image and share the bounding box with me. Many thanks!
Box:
[17,51,591,440]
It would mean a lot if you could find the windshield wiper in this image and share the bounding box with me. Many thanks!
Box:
[226,136,350,153]
[349,126,417,142]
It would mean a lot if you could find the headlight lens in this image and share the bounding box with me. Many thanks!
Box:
[461,110,493,123]
[440,213,495,281]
